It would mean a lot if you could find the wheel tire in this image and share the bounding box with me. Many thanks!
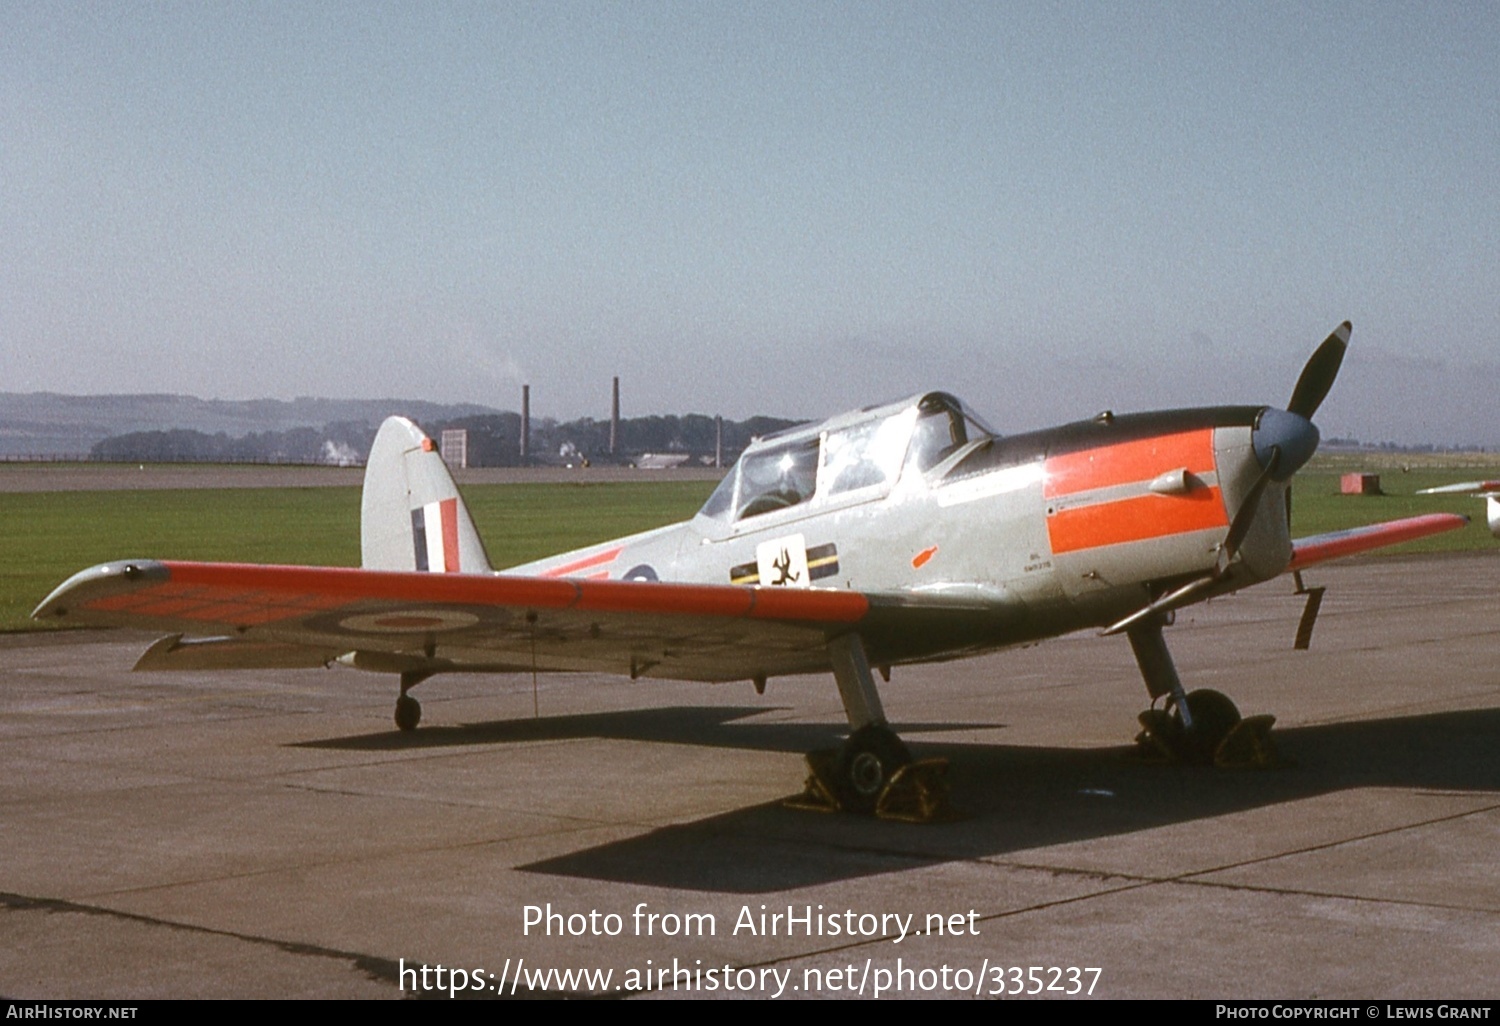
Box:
[1170,688,1241,764]
[394,694,422,732]
[835,726,912,814]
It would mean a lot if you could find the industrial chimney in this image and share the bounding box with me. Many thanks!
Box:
[610,376,620,456]
[520,384,530,463]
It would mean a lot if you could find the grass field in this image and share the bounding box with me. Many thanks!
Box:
[1285,468,1497,541]
[2,481,715,632]
[4,461,1496,632]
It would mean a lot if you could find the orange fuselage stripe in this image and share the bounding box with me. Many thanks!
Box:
[1044,429,1227,554]
[1047,490,1227,554]
[1043,429,1217,499]
[539,546,624,578]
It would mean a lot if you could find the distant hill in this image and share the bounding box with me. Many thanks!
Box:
[0,392,802,466]
[0,393,501,457]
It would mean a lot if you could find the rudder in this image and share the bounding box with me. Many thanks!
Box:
[361,417,494,573]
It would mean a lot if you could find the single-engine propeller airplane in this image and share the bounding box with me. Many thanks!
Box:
[35,321,1466,817]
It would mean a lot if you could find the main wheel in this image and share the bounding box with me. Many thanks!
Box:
[1169,688,1241,764]
[394,694,422,732]
[835,726,912,814]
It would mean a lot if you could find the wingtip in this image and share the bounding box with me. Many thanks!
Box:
[32,560,169,622]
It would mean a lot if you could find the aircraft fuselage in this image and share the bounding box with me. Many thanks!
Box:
[512,396,1293,671]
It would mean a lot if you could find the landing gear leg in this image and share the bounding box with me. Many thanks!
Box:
[790,634,950,820]
[394,670,433,732]
[1127,618,1275,767]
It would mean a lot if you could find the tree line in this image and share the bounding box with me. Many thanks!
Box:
[88,412,803,467]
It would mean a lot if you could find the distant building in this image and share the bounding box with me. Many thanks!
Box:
[635,452,692,470]
[440,429,468,470]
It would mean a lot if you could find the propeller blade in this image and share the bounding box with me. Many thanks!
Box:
[1100,575,1219,637]
[1286,321,1350,419]
[1219,446,1280,574]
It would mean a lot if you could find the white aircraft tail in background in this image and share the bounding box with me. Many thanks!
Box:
[1417,480,1500,537]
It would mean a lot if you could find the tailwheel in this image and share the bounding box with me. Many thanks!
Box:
[394,694,422,732]
[1136,689,1275,767]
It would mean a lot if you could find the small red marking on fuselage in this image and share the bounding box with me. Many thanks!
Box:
[912,546,938,569]
[540,546,624,578]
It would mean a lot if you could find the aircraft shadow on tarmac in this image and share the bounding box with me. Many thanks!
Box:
[297,704,1500,893]
[294,705,975,755]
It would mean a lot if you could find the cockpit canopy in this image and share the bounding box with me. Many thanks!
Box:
[697,392,996,524]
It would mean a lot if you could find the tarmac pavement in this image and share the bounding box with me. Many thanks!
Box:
[2,551,1497,999]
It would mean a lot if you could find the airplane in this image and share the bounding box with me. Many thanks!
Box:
[34,321,1467,817]
[1416,480,1500,537]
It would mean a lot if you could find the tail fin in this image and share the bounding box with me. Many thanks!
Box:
[361,417,494,573]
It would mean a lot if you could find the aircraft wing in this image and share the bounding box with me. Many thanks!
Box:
[33,560,879,682]
[1286,512,1469,571]
[37,513,1467,681]
[1416,480,1500,496]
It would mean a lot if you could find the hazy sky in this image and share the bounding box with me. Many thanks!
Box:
[3,3,1496,443]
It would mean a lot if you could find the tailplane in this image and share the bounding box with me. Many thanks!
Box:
[361,417,494,573]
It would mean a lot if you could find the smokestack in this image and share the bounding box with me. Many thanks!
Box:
[520,384,530,463]
[610,376,620,456]
[715,415,723,469]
